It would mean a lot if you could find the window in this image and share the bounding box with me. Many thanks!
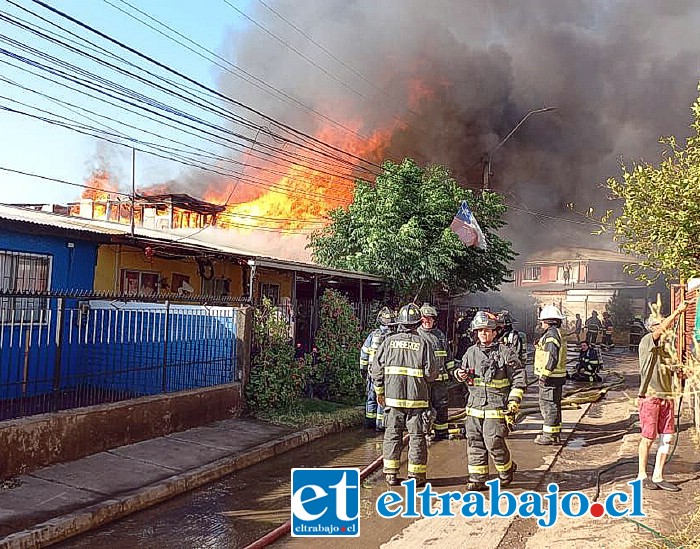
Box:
[0,251,51,323]
[171,273,192,294]
[202,277,230,297]
[260,282,280,305]
[523,265,541,281]
[121,269,160,295]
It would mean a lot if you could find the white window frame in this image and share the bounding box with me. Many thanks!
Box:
[121,269,160,295]
[523,265,541,281]
[0,250,52,324]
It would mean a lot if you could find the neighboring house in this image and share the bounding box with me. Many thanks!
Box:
[515,247,656,324]
[0,203,387,420]
[2,203,387,345]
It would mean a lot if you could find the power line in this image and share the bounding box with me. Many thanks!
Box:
[221,0,368,100]
[0,11,377,181]
[104,0,376,146]
[26,0,384,173]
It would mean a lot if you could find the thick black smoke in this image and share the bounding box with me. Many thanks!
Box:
[214,0,700,258]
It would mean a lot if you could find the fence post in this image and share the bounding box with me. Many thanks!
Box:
[162,300,170,393]
[51,297,65,412]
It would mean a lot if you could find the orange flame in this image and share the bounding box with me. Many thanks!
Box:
[210,120,392,231]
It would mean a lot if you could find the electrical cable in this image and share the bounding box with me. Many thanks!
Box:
[0,16,378,181]
[104,0,376,146]
[25,0,384,174]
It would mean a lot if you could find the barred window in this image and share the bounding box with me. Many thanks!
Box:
[260,282,280,305]
[523,265,541,281]
[0,251,52,323]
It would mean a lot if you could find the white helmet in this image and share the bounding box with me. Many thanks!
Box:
[539,305,565,321]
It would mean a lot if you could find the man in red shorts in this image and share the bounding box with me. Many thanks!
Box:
[637,299,691,491]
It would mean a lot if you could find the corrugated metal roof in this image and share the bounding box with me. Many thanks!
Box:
[0,204,383,281]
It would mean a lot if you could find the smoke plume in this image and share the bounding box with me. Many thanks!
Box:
[206,0,700,260]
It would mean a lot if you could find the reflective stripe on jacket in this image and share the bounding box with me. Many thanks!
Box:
[461,342,527,411]
[418,326,456,382]
[373,330,437,408]
[534,327,567,379]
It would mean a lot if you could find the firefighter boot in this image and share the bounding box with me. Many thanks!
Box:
[385,473,399,486]
[466,480,488,492]
[408,475,426,487]
[364,418,377,430]
[498,462,517,487]
[534,433,560,445]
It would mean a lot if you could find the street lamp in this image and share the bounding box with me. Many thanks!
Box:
[482,107,557,190]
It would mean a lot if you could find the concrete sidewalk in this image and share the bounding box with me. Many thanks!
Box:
[0,417,351,549]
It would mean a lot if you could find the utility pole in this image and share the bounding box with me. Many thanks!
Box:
[131,147,136,238]
[482,107,556,190]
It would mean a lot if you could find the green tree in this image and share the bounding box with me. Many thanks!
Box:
[600,86,700,283]
[311,289,365,404]
[307,158,515,297]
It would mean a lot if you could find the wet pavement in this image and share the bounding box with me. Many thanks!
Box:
[55,411,577,549]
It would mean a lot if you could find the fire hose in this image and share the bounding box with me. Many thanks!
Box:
[243,433,411,549]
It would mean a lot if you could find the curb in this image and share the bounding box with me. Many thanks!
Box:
[0,419,356,549]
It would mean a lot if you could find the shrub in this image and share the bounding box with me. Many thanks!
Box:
[245,297,310,412]
[311,289,365,404]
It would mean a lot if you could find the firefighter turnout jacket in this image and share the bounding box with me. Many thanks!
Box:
[534,326,567,383]
[417,326,456,382]
[502,329,527,364]
[461,342,527,416]
[373,329,438,408]
[360,325,392,377]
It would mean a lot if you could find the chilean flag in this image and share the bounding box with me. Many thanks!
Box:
[450,200,487,250]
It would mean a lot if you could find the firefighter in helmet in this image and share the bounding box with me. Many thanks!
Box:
[374,303,437,486]
[418,303,456,441]
[534,305,567,445]
[628,314,645,351]
[454,311,526,491]
[570,341,602,382]
[585,310,602,344]
[497,310,528,364]
[359,306,395,430]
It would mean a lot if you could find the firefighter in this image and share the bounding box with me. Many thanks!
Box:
[359,307,395,430]
[374,303,437,486]
[455,308,478,361]
[454,311,526,491]
[418,303,456,441]
[601,311,615,350]
[629,315,645,351]
[497,310,528,364]
[534,305,567,445]
[570,341,602,382]
[585,310,602,344]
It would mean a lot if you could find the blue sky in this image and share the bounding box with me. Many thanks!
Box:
[0,0,250,204]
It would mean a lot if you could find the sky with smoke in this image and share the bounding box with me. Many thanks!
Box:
[206,0,700,258]
[3,1,699,263]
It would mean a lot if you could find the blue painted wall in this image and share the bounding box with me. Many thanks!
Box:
[0,228,98,291]
[0,227,98,405]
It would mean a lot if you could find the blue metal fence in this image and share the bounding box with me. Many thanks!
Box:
[0,293,240,420]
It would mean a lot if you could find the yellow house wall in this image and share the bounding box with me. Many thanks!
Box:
[256,269,292,301]
[94,244,244,296]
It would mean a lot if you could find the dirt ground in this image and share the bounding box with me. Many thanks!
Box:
[378,353,700,549]
[500,355,700,549]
